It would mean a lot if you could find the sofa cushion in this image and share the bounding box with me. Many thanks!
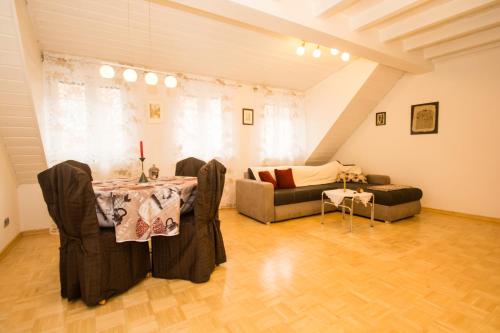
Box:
[258,171,277,189]
[274,182,423,206]
[274,168,296,189]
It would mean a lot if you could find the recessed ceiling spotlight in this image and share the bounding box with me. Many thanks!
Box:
[123,68,138,82]
[145,72,158,85]
[341,52,350,62]
[164,75,178,88]
[313,45,321,58]
[330,48,340,56]
[296,42,305,56]
[99,65,115,79]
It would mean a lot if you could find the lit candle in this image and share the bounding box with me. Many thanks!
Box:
[140,141,144,158]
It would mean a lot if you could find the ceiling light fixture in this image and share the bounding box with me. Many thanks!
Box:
[99,65,115,79]
[330,48,340,56]
[123,68,138,82]
[341,52,350,62]
[164,75,178,88]
[313,45,321,58]
[145,72,158,85]
[296,42,305,56]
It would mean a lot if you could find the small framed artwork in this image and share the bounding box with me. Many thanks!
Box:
[148,102,162,123]
[376,112,386,126]
[242,108,254,125]
[411,101,439,135]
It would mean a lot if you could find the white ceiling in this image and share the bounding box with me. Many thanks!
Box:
[314,0,500,61]
[26,0,354,91]
[0,0,47,184]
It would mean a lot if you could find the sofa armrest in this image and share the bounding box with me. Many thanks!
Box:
[236,179,274,224]
[367,174,391,185]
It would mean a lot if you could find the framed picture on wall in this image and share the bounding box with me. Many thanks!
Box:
[242,108,254,125]
[376,112,386,126]
[411,101,439,135]
[148,102,163,123]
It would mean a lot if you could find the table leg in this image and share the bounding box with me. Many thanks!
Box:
[350,198,354,233]
[342,200,345,220]
[321,192,324,224]
[370,196,374,227]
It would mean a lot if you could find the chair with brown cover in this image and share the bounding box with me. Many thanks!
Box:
[175,157,206,177]
[151,159,227,282]
[38,160,150,306]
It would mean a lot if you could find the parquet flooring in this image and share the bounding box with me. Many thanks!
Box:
[0,209,499,332]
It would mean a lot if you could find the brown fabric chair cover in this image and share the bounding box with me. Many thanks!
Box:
[175,157,206,177]
[38,161,150,306]
[152,159,227,282]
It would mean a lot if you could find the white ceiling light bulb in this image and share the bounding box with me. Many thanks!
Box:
[99,65,115,79]
[313,45,321,58]
[145,72,158,85]
[330,48,340,56]
[123,68,138,82]
[296,42,305,56]
[164,75,178,88]
[341,52,350,62]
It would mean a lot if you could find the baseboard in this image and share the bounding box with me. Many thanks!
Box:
[0,233,22,261]
[422,207,500,223]
[21,228,50,236]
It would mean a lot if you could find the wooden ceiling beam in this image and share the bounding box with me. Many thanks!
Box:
[380,0,498,42]
[351,0,430,31]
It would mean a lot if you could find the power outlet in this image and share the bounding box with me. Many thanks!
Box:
[4,217,9,228]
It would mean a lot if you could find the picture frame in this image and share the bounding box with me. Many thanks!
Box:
[375,112,386,126]
[411,101,439,135]
[147,102,163,123]
[242,108,254,125]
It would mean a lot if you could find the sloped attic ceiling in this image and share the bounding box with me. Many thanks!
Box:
[26,0,354,91]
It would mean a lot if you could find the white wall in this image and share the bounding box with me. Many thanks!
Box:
[0,140,20,251]
[305,59,377,154]
[334,47,500,218]
[17,184,52,231]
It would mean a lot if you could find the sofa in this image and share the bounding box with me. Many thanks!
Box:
[235,162,422,224]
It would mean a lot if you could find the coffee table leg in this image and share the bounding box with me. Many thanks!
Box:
[370,196,374,227]
[350,198,354,233]
[321,192,324,224]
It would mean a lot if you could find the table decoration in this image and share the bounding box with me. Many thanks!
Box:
[138,141,148,183]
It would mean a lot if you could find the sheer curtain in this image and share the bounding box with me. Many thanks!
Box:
[174,80,236,206]
[259,92,306,165]
[43,56,138,179]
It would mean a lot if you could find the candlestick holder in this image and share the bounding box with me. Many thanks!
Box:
[139,157,148,183]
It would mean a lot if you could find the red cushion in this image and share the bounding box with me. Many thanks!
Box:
[274,168,296,189]
[258,171,277,189]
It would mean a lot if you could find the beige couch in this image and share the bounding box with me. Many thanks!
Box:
[236,172,422,224]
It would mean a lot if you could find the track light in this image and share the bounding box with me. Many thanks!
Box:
[341,52,350,62]
[330,48,340,56]
[99,65,115,79]
[296,42,305,56]
[164,75,178,88]
[145,72,158,85]
[123,68,138,82]
[313,45,321,58]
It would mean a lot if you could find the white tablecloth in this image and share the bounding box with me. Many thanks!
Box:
[324,189,373,207]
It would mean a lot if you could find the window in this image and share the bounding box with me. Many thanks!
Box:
[176,96,232,161]
[261,103,303,163]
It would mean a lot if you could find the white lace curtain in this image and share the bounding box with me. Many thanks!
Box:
[42,54,306,207]
[43,57,138,179]
[259,93,306,165]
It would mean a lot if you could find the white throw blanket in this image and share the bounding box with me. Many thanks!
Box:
[250,161,342,187]
[324,189,373,207]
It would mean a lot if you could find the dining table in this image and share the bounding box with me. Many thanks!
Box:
[92,176,198,242]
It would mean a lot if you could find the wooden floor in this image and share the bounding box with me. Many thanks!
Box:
[1,209,499,333]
